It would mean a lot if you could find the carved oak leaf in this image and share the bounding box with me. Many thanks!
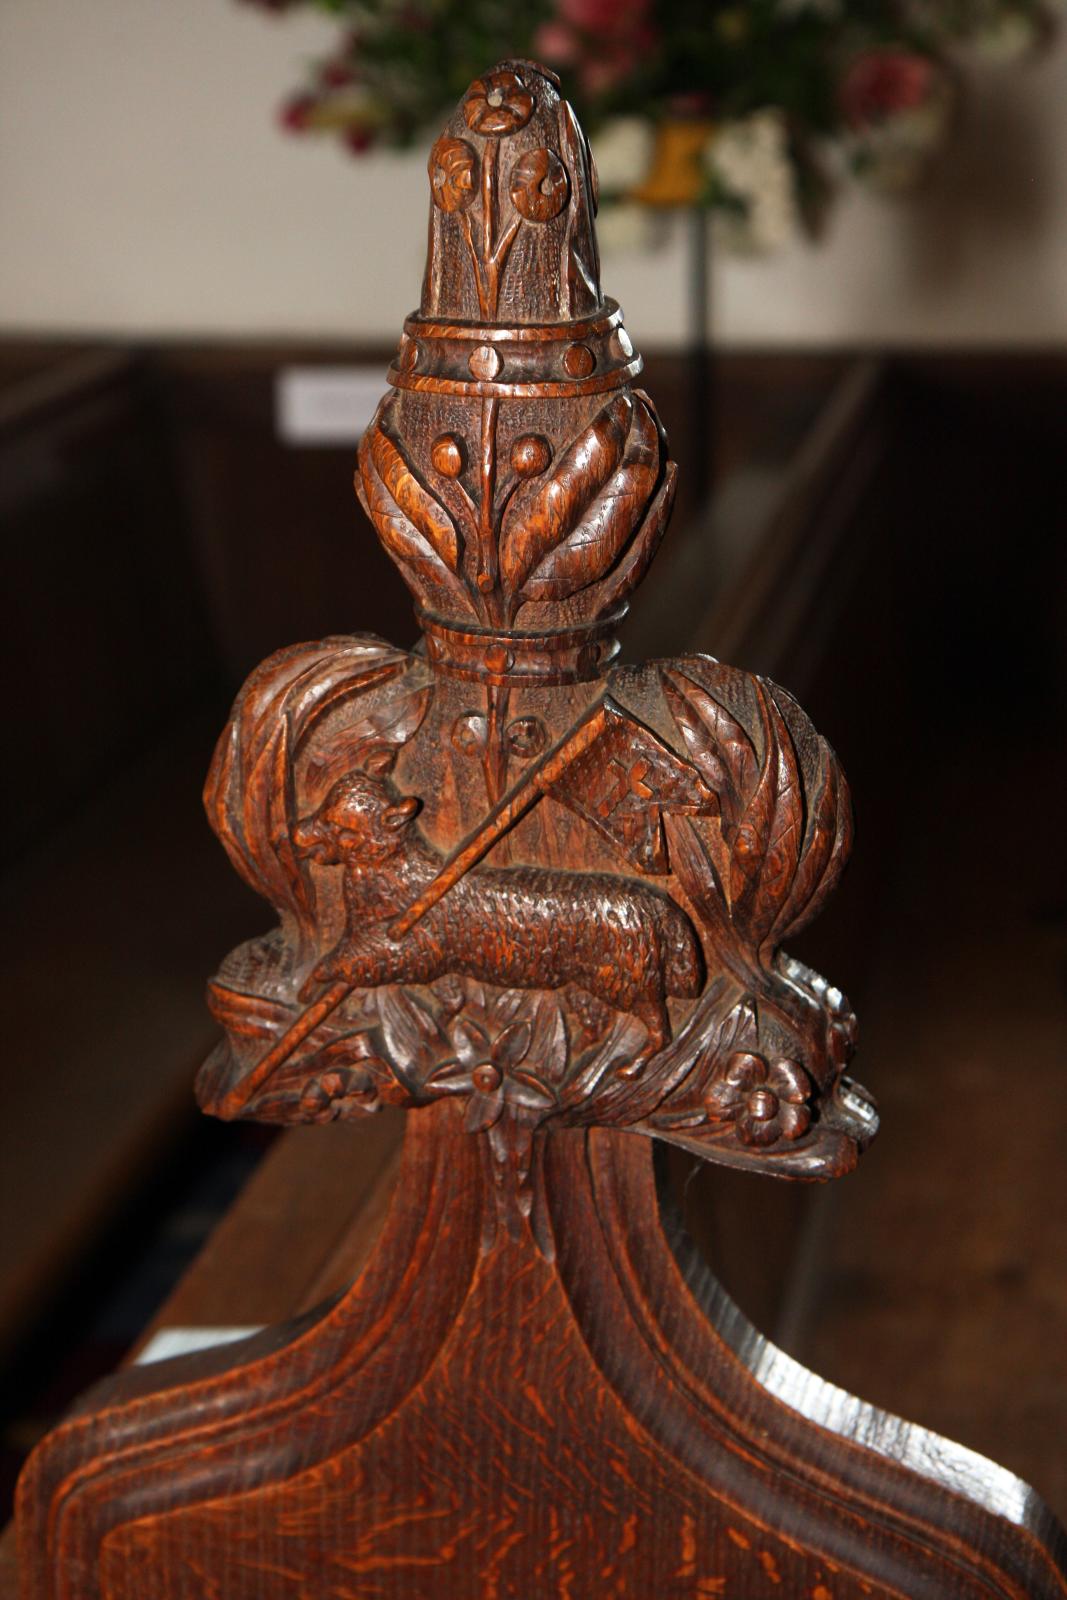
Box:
[359,412,470,613]
[768,738,838,949]
[524,993,569,1087]
[344,685,431,758]
[276,647,408,751]
[647,993,759,1133]
[775,754,853,946]
[212,712,312,938]
[749,693,804,948]
[559,1012,650,1109]
[729,683,779,924]
[204,721,243,875]
[499,392,632,593]
[377,986,448,1082]
[590,459,676,616]
[368,422,460,573]
[660,668,756,831]
[302,683,431,796]
[521,398,661,602]
[662,813,729,943]
[236,639,403,755]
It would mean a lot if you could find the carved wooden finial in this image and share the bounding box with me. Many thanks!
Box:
[17,64,1067,1600]
[365,59,660,691]
[188,61,874,1206]
[420,60,601,324]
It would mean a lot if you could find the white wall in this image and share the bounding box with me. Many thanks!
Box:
[2,0,1066,346]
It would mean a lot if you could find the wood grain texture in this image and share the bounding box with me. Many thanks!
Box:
[15,60,1067,1597]
[15,1105,1067,1597]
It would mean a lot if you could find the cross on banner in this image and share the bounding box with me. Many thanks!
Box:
[544,697,717,874]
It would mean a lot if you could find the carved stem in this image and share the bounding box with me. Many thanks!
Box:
[481,682,512,810]
[481,136,496,270]
[391,698,609,938]
[218,979,351,1119]
[486,215,521,317]
[459,210,488,319]
[458,137,521,319]
[476,397,500,613]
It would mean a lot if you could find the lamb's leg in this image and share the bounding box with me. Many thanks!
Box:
[301,933,387,999]
[618,997,671,1077]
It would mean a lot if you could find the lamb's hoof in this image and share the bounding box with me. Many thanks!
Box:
[298,969,330,1002]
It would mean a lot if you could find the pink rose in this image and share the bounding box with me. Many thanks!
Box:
[840,50,937,129]
[344,125,375,155]
[278,93,317,131]
[533,21,581,65]
[537,0,655,99]
[319,60,355,89]
[579,51,638,97]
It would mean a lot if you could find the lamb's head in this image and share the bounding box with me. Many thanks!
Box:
[293,766,421,866]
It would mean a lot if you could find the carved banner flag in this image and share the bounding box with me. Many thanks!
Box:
[545,698,716,873]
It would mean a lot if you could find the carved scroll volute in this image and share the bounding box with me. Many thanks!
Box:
[197,61,876,1227]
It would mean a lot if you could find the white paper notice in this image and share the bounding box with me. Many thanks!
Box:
[275,366,385,446]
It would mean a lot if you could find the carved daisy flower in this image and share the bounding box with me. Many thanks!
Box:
[425,1012,558,1131]
[704,1051,811,1146]
[463,69,534,136]
[509,148,569,222]
[429,136,478,212]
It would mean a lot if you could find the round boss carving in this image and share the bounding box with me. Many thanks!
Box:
[428,136,478,212]
[562,342,595,378]
[462,69,534,136]
[510,434,551,477]
[431,434,466,478]
[452,712,487,754]
[484,644,514,673]
[506,717,547,757]
[509,148,569,222]
[469,344,503,381]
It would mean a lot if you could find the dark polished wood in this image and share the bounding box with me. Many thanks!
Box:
[15,59,1067,1598]
[16,1104,1067,1598]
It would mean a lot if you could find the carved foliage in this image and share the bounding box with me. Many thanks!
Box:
[661,661,853,967]
[500,391,662,606]
[198,646,868,1190]
[425,61,600,323]
[204,638,429,966]
[357,411,469,617]
[358,390,673,630]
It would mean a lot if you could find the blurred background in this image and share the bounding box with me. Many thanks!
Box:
[1,0,1065,1556]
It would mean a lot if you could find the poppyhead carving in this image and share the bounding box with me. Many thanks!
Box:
[197,61,877,1218]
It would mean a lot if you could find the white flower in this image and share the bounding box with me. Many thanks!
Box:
[591,117,655,197]
[706,110,799,254]
[595,201,658,256]
[969,11,1041,61]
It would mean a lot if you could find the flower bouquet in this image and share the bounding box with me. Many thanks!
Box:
[242,0,1058,249]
